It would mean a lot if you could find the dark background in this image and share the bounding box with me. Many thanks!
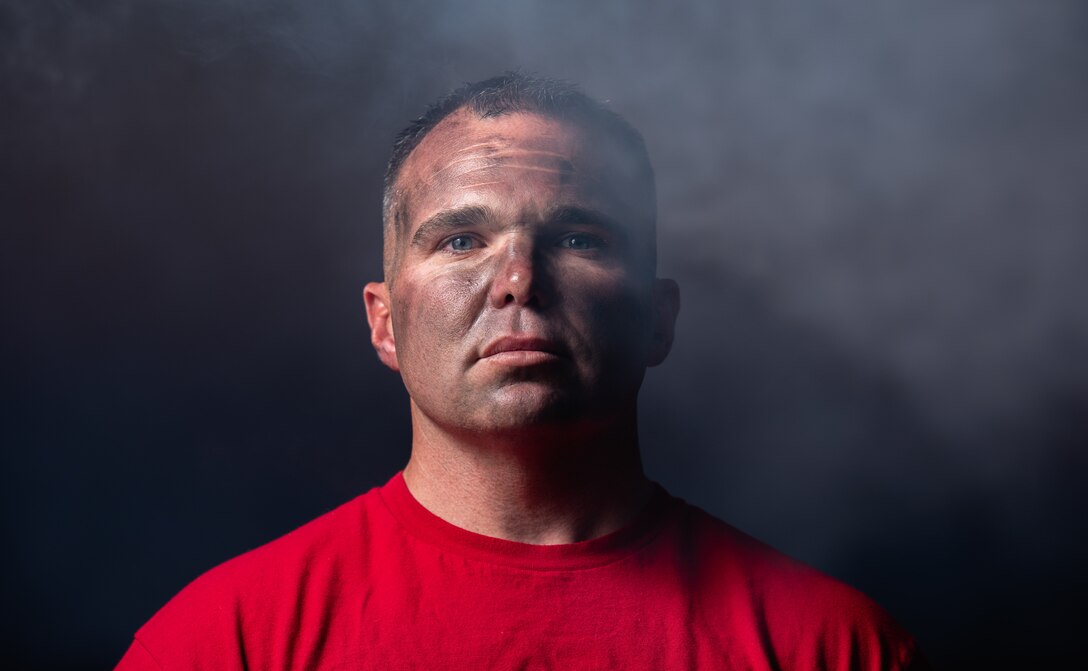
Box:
[3,1,1086,668]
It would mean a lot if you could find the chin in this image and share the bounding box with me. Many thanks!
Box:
[474,385,584,430]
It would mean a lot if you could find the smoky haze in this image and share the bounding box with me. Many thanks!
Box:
[2,0,1085,667]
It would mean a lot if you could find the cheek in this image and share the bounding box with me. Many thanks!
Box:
[560,271,653,346]
[393,267,487,356]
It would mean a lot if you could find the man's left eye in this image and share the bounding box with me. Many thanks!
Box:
[560,233,604,251]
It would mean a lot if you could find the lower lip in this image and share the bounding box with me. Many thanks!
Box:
[481,350,562,366]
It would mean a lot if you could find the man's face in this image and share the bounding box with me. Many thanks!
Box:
[365,110,676,435]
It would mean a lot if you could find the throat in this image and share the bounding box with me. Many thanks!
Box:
[402,419,651,544]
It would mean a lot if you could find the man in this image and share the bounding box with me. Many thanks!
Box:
[117,73,927,669]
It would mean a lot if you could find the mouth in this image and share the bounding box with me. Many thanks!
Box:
[479,336,566,365]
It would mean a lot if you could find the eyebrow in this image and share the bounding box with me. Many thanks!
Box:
[410,205,494,247]
[544,205,625,236]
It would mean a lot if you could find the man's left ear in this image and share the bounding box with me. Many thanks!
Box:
[646,278,680,367]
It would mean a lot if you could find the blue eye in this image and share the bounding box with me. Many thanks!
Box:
[447,235,476,251]
[561,233,603,250]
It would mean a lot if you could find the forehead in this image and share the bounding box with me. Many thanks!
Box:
[393,110,654,238]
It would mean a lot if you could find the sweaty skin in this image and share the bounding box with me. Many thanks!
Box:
[365,110,679,544]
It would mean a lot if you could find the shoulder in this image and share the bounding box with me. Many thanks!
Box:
[670,500,926,670]
[169,487,379,600]
[127,486,391,669]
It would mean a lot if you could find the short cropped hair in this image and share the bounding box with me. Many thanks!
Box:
[381,72,657,276]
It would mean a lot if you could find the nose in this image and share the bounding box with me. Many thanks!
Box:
[489,235,547,308]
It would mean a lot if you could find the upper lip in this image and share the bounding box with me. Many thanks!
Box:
[480,336,564,359]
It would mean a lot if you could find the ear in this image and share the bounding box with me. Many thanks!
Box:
[363,282,400,372]
[646,278,680,367]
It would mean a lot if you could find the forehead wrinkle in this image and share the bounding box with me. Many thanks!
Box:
[448,139,505,155]
[458,164,581,187]
[429,153,503,177]
[450,127,569,152]
[468,150,575,167]
[486,148,572,160]
[430,152,576,181]
[458,181,509,189]
[472,161,573,172]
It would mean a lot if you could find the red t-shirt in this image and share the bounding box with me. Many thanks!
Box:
[117,473,926,669]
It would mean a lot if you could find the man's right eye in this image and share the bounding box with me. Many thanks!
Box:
[446,235,476,251]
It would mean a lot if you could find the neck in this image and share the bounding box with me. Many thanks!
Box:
[402,405,652,545]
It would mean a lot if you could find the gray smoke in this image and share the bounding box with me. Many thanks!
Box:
[128,0,1088,436]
